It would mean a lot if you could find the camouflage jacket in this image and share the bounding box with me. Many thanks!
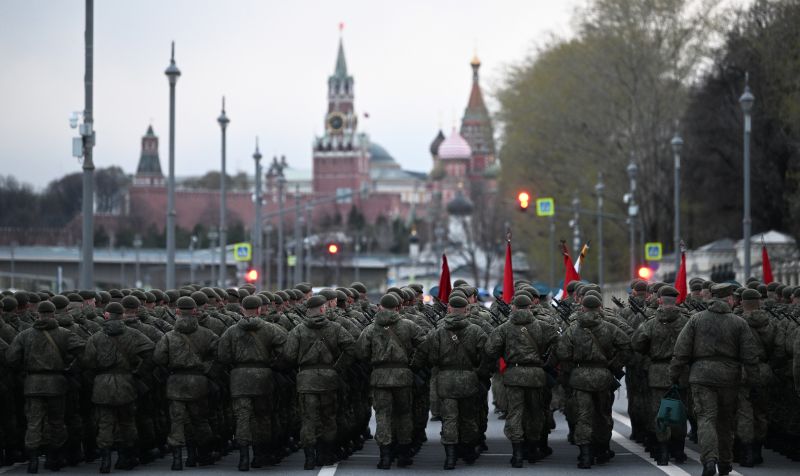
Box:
[153,316,218,401]
[283,313,356,393]
[669,299,760,387]
[631,306,688,388]
[1,311,30,334]
[217,317,287,397]
[556,310,630,392]
[81,318,154,405]
[485,310,559,388]
[124,316,164,344]
[741,309,782,386]
[197,310,226,337]
[261,310,294,332]
[411,313,488,399]
[357,309,425,388]
[6,317,85,396]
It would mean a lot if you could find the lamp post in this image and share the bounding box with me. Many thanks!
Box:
[275,159,286,290]
[265,223,273,289]
[293,184,302,285]
[217,97,230,287]
[207,230,218,286]
[570,193,581,256]
[305,205,312,283]
[252,139,263,288]
[740,75,755,281]
[671,132,684,274]
[549,215,556,290]
[595,174,605,288]
[189,235,198,284]
[133,234,142,288]
[164,41,180,289]
[80,0,95,289]
[626,160,639,280]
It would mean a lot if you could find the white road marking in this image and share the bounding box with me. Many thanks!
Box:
[0,463,24,474]
[612,410,745,476]
[318,462,339,476]
[611,429,693,476]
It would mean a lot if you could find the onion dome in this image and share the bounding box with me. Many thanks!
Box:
[447,189,474,216]
[429,129,445,156]
[438,127,472,160]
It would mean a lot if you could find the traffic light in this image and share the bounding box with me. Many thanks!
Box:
[327,243,339,255]
[245,268,259,283]
[517,191,530,211]
[637,266,653,281]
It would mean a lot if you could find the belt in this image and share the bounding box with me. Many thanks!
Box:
[694,356,738,364]
[234,363,269,369]
[506,362,541,368]
[575,363,607,368]
[299,364,334,372]
[97,369,130,375]
[169,369,204,376]
[650,358,672,363]
[438,365,473,371]
[27,370,64,375]
[372,363,408,370]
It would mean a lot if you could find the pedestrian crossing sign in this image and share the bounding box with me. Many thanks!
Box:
[536,198,555,217]
[233,242,252,262]
[645,242,663,261]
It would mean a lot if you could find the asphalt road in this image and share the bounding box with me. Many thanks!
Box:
[2,383,798,475]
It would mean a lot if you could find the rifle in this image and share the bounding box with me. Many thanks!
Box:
[486,307,505,327]
[495,299,512,317]
[611,296,625,310]
[550,298,573,327]
[628,297,650,320]
[766,306,800,326]
[419,305,438,326]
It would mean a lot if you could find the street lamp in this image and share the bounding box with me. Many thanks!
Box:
[293,184,302,285]
[133,234,143,288]
[252,138,263,288]
[189,235,198,284]
[265,223,273,289]
[277,170,286,290]
[217,97,230,287]
[740,74,755,281]
[79,0,96,289]
[207,230,219,286]
[626,160,639,280]
[595,174,605,288]
[671,132,684,275]
[164,41,181,290]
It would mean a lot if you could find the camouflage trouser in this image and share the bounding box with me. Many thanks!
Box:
[440,397,479,445]
[691,384,738,464]
[372,386,413,446]
[491,373,507,412]
[95,404,137,449]
[24,396,67,450]
[298,392,337,447]
[573,389,613,446]
[135,392,157,451]
[649,387,687,443]
[504,386,544,443]
[736,386,768,443]
[411,378,429,440]
[232,396,271,446]
[167,399,213,448]
[429,368,440,417]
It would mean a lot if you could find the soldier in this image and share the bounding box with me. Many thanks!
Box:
[631,285,689,466]
[217,295,287,471]
[670,283,760,476]
[153,296,219,471]
[356,293,424,469]
[556,294,630,469]
[283,294,356,470]
[411,294,489,470]
[6,300,85,473]
[736,288,781,466]
[485,294,559,468]
[81,301,154,473]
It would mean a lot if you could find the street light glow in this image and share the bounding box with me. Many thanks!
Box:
[328,243,339,255]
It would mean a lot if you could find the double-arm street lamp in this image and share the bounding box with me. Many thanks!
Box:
[740,76,755,280]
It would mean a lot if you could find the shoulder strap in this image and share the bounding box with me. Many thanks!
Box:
[247,329,270,362]
[519,323,540,351]
[42,329,66,368]
[383,324,408,355]
[105,332,131,368]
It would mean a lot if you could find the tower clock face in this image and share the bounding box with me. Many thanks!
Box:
[327,113,345,132]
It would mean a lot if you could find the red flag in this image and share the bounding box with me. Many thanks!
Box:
[437,253,452,302]
[502,240,514,304]
[675,249,687,304]
[561,242,581,297]
[762,240,774,284]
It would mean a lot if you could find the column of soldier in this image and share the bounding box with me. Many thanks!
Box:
[0,274,798,475]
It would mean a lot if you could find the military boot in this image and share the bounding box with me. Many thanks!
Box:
[26,449,38,474]
[443,444,457,470]
[98,449,112,474]
[460,443,478,465]
[701,459,717,476]
[656,442,669,466]
[196,445,215,466]
[237,446,249,471]
[376,445,392,470]
[577,445,592,469]
[510,443,524,468]
[170,447,183,471]
[752,441,764,465]
[717,461,732,475]
[594,443,615,464]
[670,440,688,463]
[527,441,543,463]
[540,433,553,457]
[740,442,755,467]
[396,444,413,468]
[184,446,197,468]
[303,448,316,471]
[44,447,63,472]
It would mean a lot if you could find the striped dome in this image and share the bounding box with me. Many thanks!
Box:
[438,128,472,160]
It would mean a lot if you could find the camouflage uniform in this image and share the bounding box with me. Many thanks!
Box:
[669,295,759,471]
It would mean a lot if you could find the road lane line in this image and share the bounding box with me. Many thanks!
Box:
[318,462,339,476]
[611,430,693,476]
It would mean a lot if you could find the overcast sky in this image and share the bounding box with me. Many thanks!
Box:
[0,0,582,189]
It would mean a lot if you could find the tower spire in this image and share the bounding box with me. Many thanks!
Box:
[334,32,348,78]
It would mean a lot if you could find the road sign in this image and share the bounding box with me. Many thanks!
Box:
[287,255,297,267]
[645,242,663,261]
[536,198,555,217]
[233,242,252,262]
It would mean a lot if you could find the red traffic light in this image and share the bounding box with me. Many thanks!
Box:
[327,243,339,255]
[637,266,653,281]
[517,191,530,211]
[245,268,259,283]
